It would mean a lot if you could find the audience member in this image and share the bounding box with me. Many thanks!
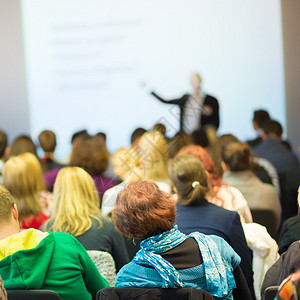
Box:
[43,134,118,201]
[0,276,7,300]
[130,127,147,150]
[42,167,129,271]
[252,120,299,174]
[261,241,300,297]
[222,141,282,231]
[275,272,300,300]
[168,154,254,293]
[278,186,300,254]
[167,131,193,159]
[102,147,140,216]
[152,123,166,137]
[9,135,38,157]
[133,130,171,192]
[246,109,271,147]
[191,129,209,148]
[2,153,48,229]
[177,144,252,223]
[112,180,251,300]
[0,131,8,184]
[0,185,108,299]
[70,129,88,144]
[38,130,64,172]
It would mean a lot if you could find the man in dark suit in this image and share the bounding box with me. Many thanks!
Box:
[151,73,219,133]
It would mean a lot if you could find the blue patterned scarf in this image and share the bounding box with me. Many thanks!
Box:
[133,225,237,297]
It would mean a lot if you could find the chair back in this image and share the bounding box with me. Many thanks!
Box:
[263,286,278,300]
[87,250,117,287]
[7,290,60,300]
[97,287,216,300]
[251,208,279,241]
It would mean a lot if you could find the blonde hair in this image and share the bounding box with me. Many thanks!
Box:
[133,131,169,181]
[3,154,42,220]
[112,148,140,181]
[44,167,102,236]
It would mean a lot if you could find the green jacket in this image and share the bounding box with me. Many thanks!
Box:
[0,229,109,300]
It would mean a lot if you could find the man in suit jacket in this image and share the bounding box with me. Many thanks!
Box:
[151,73,219,133]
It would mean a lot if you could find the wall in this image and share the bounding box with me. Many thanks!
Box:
[0,0,30,144]
[281,0,300,158]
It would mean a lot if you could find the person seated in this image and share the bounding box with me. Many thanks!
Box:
[261,240,300,298]
[168,154,254,294]
[275,271,300,300]
[246,109,270,147]
[0,185,108,299]
[42,167,129,272]
[222,141,282,231]
[130,127,147,150]
[38,130,64,172]
[0,131,8,184]
[9,135,38,158]
[251,120,299,174]
[43,134,118,201]
[112,180,251,300]
[2,153,48,229]
[278,186,300,254]
[177,145,252,223]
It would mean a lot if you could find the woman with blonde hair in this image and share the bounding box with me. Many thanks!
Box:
[42,167,129,271]
[2,153,48,229]
[133,130,171,192]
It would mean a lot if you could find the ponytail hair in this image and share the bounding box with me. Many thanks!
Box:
[221,142,251,171]
[168,154,209,206]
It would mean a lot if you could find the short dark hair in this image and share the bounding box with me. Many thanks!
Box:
[71,129,88,144]
[112,181,176,239]
[263,120,283,137]
[130,128,147,145]
[38,130,57,152]
[152,123,166,136]
[0,130,7,158]
[253,110,270,128]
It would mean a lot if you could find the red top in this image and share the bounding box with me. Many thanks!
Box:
[21,212,48,230]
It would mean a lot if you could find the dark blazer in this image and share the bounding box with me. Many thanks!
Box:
[175,201,253,288]
[151,92,219,131]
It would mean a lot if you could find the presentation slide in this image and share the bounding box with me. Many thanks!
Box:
[21,0,285,158]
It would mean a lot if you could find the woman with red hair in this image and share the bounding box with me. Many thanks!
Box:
[177,144,252,223]
[112,180,251,300]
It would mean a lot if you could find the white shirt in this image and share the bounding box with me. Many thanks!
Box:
[183,94,203,133]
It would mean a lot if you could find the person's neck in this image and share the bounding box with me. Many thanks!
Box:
[0,224,20,240]
[43,152,55,161]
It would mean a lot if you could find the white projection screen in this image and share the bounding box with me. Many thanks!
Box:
[21,0,285,158]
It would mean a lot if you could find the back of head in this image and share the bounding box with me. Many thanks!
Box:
[71,129,88,144]
[130,127,147,145]
[177,145,222,187]
[167,131,193,158]
[70,134,109,175]
[0,185,15,223]
[221,142,251,172]
[191,129,209,148]
[152,123,166,136]
[112,148,140,180]
[48,167,101,236]
[168,154,209,206]
[10,135,37,157]
[2,155,42,219]
[263,120,283,138]
[0,130,8,159]
[253,110,270,129]
[112,180,176,239]
[38,130,57,153]
[137,130,169,181]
